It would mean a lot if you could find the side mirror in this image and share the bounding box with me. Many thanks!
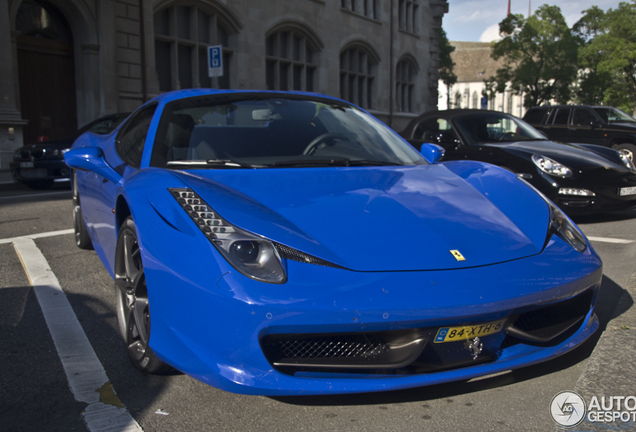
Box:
[420,143,445,164]
[64,146,122,184]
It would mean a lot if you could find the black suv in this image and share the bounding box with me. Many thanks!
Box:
[523,105,636,161]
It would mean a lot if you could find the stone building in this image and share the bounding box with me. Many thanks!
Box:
[437,41,525,118]
[0,0,449,182]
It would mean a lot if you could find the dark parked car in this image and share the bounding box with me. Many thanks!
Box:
[11,112,129,188]
[523,105,636,161]
[400,109,636,214]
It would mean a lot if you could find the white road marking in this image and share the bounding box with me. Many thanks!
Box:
[587,236,635,244]
[13,238,143,432]
[0,228,74,245]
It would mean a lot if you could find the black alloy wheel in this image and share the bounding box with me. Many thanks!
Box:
[72,170,92,249]
[114,217,170,374]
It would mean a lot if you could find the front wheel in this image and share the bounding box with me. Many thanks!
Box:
[614,143,636,162]
[114,217,171,374]
[72,171,92,249]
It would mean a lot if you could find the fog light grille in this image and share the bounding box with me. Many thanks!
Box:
[276,335,389,359]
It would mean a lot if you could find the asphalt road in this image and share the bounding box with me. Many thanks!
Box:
[1,181,635,432]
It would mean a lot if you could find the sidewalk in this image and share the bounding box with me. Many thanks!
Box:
[557,272,636,431]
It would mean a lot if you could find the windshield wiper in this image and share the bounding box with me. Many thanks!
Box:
[166,159,262,169]
[345,160,403,166]
[272,159,404,167]
[272,159,352,167]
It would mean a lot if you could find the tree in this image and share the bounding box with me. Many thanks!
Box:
[438,28,457,108]
[575,2,636,115]
[573,6,615,105]
[482,70,509,109]
[489,5,580,108]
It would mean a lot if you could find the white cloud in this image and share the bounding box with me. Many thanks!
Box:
[479,24,500,42]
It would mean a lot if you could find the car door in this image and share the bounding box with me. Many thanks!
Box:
[83,103,157,265]
[568,107,607,146]
[544,107,571,142]
[407,116,463,158]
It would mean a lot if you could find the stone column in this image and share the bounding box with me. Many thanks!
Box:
[0,0,28,183]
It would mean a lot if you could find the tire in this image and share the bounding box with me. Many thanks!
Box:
[114,217,171,374]
[613,143,636,161]
[71,171,93,249]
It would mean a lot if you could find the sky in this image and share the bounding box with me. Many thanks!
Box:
[444,0,625,42]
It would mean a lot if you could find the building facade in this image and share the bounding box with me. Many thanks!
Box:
[437,41,525,118]
[0,0,449,182]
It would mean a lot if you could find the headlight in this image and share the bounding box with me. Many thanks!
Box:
[532,155,572,177]
[618,151,636,171]
[547,201,587,253]
[170,188,287,284]
[46,148,70,159]
[516,177,587,253]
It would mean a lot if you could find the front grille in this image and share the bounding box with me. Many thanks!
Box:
[274,334,389,359]
[262,289,596,376]
[503,288,594,346]
[261,329,428,372]
[18,149,44,160]
[514,289,593,332]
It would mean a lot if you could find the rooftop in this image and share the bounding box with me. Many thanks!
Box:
[450,41,503,83]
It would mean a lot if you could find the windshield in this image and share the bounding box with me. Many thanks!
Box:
[593,107,636,124]
[453,112,547,145]
[150,94,425,168]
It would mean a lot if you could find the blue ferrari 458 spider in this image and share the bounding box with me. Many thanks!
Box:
[65,89,602,396]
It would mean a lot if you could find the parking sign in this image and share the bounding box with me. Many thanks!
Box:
[208,45,223,78]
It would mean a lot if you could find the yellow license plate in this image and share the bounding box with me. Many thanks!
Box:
[434,320,505,343]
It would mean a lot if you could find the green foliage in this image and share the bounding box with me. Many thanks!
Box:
[489,5,580,108]
[439,28,457,87]
[574,1,636,114]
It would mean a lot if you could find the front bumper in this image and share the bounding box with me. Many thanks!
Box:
[10,159,70,182]
[141,226,603,395]
[531,169,636,214]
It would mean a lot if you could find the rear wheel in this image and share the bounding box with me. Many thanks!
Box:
[614,143,636,161]
[114,217,171,374]
[72,171,92,249]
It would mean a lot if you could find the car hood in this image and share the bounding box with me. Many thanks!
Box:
[607,122,636,129]
[19,138,74,151]
[171,163,550,271]
[488,140,624,170]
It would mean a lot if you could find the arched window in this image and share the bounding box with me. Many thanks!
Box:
[340,45,378,109]
[398,0,419,34]
[154,5,235,91]
[472,91,478,108]
[396,58,417,112]
[341,0,377,20]
[16,0,71,42]
[16,0,77,143]
[454,92,461,109]
[266,28,318,92]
